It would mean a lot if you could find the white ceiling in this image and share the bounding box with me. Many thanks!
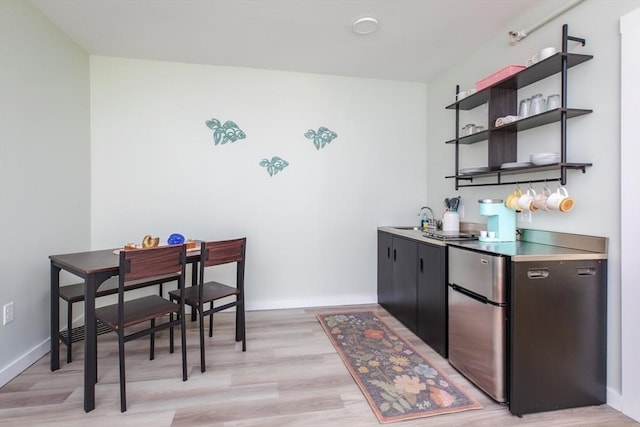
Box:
[30,0,559,82]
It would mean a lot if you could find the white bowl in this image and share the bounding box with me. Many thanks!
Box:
[530,152,560,165]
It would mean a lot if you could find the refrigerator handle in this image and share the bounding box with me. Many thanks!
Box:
[450,283,490,304]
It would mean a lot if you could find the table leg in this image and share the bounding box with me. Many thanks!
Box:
[50,264,60,371]
[84,275,97,412]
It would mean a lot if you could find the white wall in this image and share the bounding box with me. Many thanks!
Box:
[0,0,90,385]
[620,7,640,422]
[426,0,640,409]
[89,56,427,310]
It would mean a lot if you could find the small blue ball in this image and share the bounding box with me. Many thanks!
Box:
[167,233,185,245]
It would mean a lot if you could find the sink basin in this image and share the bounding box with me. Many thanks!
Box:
[392,226,423,231]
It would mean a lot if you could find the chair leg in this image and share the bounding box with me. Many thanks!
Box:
[181,310,188,381]
[235,299,246,352]
[209,302,213,337]
[199,305,206,373]
[118,331,127,412]
[150,319,155,360]
[169,312,174,353]
[66,300,73,363]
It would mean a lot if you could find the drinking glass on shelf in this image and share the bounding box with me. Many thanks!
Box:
[547,94,561,110]
[530,93,546,115]
[518,98,531,118]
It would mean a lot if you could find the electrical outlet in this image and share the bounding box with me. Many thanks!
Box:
[518,210,532,223]
[3,302,14,325]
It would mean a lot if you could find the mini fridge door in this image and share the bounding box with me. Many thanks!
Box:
[448,285,507,403]
[448,246,507,304]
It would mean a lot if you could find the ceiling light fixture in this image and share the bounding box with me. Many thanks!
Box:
[352,17,379,35]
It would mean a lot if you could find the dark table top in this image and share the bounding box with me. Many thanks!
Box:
[50,247,201,276]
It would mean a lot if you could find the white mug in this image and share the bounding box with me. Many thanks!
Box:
[533,186,551,211]
[546,187,574,212]
[456,91,468,101]
[540,47,558,60]
[526,54,540,67]
[518,188,537,212]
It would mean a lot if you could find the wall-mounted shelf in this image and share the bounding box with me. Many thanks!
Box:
[445,53,593,111]
[445,24,593,189]
[446,163,593,187]
[445,108,593,145]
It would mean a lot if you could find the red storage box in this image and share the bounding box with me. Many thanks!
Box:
[476,65,525,91]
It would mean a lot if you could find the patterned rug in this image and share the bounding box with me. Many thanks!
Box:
[317,311,482,423]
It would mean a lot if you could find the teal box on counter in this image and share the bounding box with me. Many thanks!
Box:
[478,199,516,242]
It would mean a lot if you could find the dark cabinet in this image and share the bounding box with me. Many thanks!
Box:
[377,231,393,313]
[377,231,448,356]
[417,242,447,358]
[509,259,607,416]
[377,231,417,332]
[392,236,418,332]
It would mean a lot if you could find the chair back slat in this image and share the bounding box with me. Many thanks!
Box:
[202,238,246,268]
[120,245,185,282]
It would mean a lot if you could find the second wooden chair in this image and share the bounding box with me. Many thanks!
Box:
[169,238,246,373]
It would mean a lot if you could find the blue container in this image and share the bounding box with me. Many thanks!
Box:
[478,199,516,242]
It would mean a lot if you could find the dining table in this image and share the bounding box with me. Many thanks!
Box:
[49,246,201,412]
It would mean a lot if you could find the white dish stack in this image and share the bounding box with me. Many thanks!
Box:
[530,152,560,166]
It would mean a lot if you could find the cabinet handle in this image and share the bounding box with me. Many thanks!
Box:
[576,267,596,277]
[527,268,550,279]
[393,249,397,261]
[420,258,424,273]
[387,247,390,259]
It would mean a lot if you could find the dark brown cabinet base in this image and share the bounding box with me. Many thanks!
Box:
[417,242,447,358]
[377,231,447,358]
[509,259,607,416]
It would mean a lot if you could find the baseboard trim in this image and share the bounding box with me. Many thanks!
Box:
[607,386,622,412]
[246,295,378,311]
[0,338,50,388]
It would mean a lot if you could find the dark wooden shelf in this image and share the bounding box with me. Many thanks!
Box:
[446,163,593,187]
[445,53,593,111]
[445,108,593,145]
[445,25,592,189]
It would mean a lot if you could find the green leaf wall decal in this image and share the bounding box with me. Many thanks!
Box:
[304,126,338,150]
[259,156,289,177]
[205,118,246,145]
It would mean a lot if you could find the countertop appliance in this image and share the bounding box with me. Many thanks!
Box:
[422,230,477,241]
[447,246,508,402]
[478,199,516,242]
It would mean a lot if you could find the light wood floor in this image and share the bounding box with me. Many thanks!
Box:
[0,304,637,426]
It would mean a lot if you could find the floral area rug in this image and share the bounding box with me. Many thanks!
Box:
[317,311,482,423]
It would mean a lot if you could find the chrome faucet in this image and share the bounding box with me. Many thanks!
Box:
[418,206,435,228]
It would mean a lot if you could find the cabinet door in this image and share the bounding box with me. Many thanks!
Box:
[417,242,447,358]
[377,231,394,313]
[392,236,418,333]
[509,259,607,416]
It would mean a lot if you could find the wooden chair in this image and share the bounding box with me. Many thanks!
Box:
[95,244,188,412]
[58,275,177,363]
[169,238,246,373]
